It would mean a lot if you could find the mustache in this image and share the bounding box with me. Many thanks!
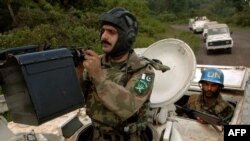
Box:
[101,40,112,45]
[204,91,213,95]
[203,90,219,98]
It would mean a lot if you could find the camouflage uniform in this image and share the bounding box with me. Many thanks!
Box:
[186,94,234,125]
[82,50,168,141]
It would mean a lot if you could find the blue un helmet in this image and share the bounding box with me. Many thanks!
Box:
[199,68,224,87]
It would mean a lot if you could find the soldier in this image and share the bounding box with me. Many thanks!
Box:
[76,7,168,141]
[186,68,234,125]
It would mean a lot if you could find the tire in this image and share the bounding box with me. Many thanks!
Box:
[227,48,232,54]
[193,29,196,34]
[206,50,211,55]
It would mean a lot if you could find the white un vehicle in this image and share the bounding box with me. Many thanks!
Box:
[1,38,249,141]
[206,23,233,55]
[202,21,218,42]
[191,16,209,33]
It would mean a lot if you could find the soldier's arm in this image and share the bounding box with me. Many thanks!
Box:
[93,65,155,120]
[218,102,235,124]
[186,94,199,109]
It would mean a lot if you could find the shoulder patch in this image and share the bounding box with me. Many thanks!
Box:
[134,73,153,95]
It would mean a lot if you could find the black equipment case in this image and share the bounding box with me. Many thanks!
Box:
[0,48,84,125]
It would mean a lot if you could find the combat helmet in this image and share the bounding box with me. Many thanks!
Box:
[199,68,224,87]
[100,7,138,57]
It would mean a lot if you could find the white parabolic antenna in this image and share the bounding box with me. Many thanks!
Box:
[142,38,196,108]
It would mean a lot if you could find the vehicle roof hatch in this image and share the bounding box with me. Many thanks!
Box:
[190,65,249,91]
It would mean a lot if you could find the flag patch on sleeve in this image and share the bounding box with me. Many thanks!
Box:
[134,73,152,95]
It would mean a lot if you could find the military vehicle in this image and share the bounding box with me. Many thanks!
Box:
[188,18,195,31]
[205,23,233,54]
[0,38,249,141]
[191,16,210,33]
[202,21,218,42]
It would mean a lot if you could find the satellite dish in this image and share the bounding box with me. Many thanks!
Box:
[142,38,196,107]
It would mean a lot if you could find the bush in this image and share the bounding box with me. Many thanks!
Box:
[156,12,177,23]
[233,10,250,27]
[0,23,99,50]
[15,8,48,28]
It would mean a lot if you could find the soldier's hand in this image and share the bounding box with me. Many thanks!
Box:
[75,62,84,80]
[83,50,105,83]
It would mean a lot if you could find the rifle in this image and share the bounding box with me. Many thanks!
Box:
[175,104,224,126]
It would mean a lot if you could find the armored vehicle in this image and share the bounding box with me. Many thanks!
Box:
[1,38,249,141]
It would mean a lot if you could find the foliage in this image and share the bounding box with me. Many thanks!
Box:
[1,0,249,53]
[0,0,194,53]
[0,23,100,50]
[232,8,250,26]
[148,0,250,26]
[178,31,200,54]
[155,11,178,23]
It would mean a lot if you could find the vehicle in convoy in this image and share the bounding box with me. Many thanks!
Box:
[202,21,218,42]
[1,39,250,141]
[188,18,195,30]
[191,16,209,33]
[206,23,233,54]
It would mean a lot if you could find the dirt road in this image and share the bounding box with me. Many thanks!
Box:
[171,25,250,67]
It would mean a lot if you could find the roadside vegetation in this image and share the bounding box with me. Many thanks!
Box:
[1,0,249,52]
[0,0,249,66]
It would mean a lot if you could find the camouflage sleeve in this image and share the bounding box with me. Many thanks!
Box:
[186,94,200,110]
[217,102,235,125]
[92,65,155,120]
